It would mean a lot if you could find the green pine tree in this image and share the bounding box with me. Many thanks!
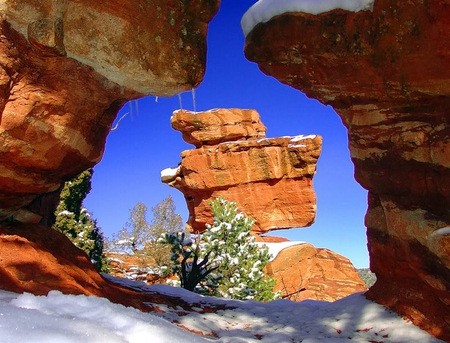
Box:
[53,169,108,272]
[161,197,279,302]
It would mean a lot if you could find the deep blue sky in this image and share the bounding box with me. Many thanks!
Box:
[84,1,369,268]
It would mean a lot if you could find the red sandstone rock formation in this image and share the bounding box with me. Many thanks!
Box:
[0,222,191,311]
[0,1,219,224]
[1,0,218,95]
[0,0,219,301]
[163,108,322,234]
[244,0,450,340]
[266,243,367,302]
[107,237,366,303]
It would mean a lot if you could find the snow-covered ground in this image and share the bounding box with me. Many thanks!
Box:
[241,0,375,36]
[0,276,444,343]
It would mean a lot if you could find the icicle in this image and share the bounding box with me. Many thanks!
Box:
[129,99,134,121]
[110,112,129,131]
[134,99,139,116]
[192,88,197,114]
[155,96,158,103]
[178,93,183,110]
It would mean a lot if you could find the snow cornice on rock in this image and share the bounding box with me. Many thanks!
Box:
[241,0,374,36]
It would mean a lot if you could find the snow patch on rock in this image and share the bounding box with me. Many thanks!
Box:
[241,0,375,36]
[257,241,306,261]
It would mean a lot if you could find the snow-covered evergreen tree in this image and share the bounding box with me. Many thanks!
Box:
[53,169,108,272]
[161,197,279,301]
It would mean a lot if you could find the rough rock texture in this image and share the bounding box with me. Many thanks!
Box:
[266,243,367,302]
[0,0,219,224]
[244,0,450,340]
[0,222,193,312]
[171,108,267,147]
[0,0,219,94]
[0,0,219,306]
[163,108,322,233]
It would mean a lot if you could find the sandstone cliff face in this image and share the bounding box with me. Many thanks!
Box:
[163,108,322,233]
[244,0,450,340]
[266,243,367,302]
[0,0,219,225]
[0,0,219,94]
[0,0,219,302]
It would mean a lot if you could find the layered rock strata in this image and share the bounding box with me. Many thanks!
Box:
[266,242,367,302]
[244,0,450,340]
[0,0,219,225]
[163,108,322,233]
[0,0,219,301]
[0,0,219,94]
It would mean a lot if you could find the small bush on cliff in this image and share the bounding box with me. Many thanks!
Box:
[53,169,108,272]
[160,197,279,301]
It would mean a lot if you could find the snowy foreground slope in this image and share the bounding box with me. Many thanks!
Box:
[0,276,444,343]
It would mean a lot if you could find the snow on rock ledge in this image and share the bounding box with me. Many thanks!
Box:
[241,0,374,36]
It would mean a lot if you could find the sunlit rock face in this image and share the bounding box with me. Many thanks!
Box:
[0,0,219,225]
[266,242,367,302]
[0,0,219,94]
[163,108,322,234]
[0,0,219,301]
[244,0,450,340]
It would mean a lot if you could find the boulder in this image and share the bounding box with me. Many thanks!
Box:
[266,242,367,302]
[244,0,450,340]
[171,108,267,147]
[163,108,322,234]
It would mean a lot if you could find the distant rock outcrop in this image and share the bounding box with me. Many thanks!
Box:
[266,242,367,302]
[244,0,450,340]
[163,108,322,234]
[105,238,367,303]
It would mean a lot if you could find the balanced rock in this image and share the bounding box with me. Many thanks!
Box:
[266,242,367,302]
[244,0,450,340]
[171,108,267,147]
[163,108,322,234]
